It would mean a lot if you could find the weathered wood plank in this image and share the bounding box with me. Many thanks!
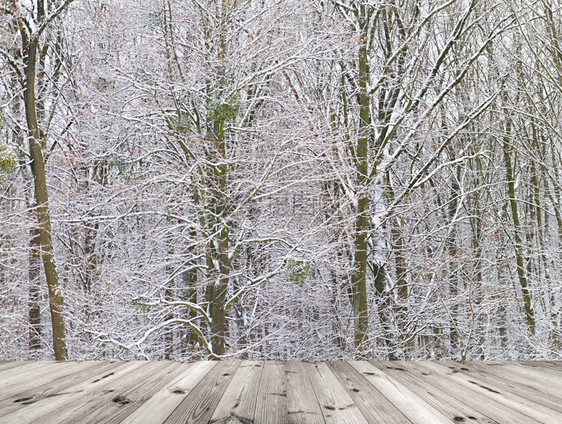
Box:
[0,362,140,423]
[118,362,215,424]
[449,361,562,412]
[0,361,60,393]
[349,361,451,424]
[304,362,368,424]
[78,361,187,424]
[254,361,288,424]
[0,361,33,372]
[2,361,560,424]
[163,361,241,424]
[48,361,176,424]
[498,361,562,388]
[395,361,539,424]
[0,361,113,404]
[371,362,496,424]
[0,361,120,418]
[327,361,411,424]
[518,361,562,374]
[417,361,562,423]
[210,361,264,424]
[285,361,324,424]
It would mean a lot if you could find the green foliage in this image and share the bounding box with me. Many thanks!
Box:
[167,114,191,134]
[93,77,113,91]
[0,142,17,176]
[145,9,164,29]
[287,259,311,283]
[207,95,240,122]
[132,296,152,312]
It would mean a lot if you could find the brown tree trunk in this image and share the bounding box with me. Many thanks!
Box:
[501,116,535,339]
[28,228,42,352]
[23,32,67,360]
[350,6,371,358]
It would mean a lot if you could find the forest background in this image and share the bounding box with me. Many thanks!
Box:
[1,0,561,361]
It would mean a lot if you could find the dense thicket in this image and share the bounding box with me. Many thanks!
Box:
[1,0,561,360]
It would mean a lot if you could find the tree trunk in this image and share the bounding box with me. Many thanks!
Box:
[23,33,68,360]
[447,163,461,357]
[183,235,201,355]
[350,7,371,358]
[28,228,42,352]
[501,117,535,339]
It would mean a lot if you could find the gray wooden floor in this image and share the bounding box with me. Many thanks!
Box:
[0,361,560,423]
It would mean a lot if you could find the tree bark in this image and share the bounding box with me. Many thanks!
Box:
[350,5,371,358]
[501,116,535,339]
[23,32,68,360]
[28,228,42,352]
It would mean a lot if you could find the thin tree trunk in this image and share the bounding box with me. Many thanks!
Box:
[23,32,67,360]
[28,228,42,352]
[501,117,535,339]
[183,233,201,355]
[384,171,409,359]
[447,164,461,357]
[164,284,174,360]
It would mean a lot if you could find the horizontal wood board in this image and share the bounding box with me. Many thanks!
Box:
[0,361,560,424]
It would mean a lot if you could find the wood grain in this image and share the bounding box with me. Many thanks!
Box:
[395,361,540,424]
[209,361,264,423]
[327,361,410,424]
[119,362,214,424]
[285,361,324,424]
[418,361,562,423]
[163,361,241,424]
[1,361,560,424]
[304,362,368,424]
[349,361,452,424]
[254,361,288,424]
[372,361,496,423]
[0,362,139,424]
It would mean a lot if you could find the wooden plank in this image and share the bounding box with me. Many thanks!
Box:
[0,361,58,392]
[499,361,562,387]
[209,361,264,423]
[42,361,175,424]
[417,361,562,423]
[285,361,324,424]
[0,361,111,402]
[1,360,560,424]
[0,362,142,424]
[163,361,241,424]
[449,361,562,411]
[327,361,411,424]
[118,362,216,424]
[304,362,368,424]
[0,361,32,372]
[349,361,451,424]
[395,361,541,424]
[0,362,127,419]
[490,360,562,376]
[74,361,183,424]
[0,361,120,418]
[371,362,498,424]
[518,361,562,375]
[254,361,288,424]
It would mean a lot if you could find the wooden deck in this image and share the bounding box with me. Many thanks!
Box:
[0,361,561,423]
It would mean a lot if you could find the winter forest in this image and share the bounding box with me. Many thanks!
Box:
[1,0,561,362]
